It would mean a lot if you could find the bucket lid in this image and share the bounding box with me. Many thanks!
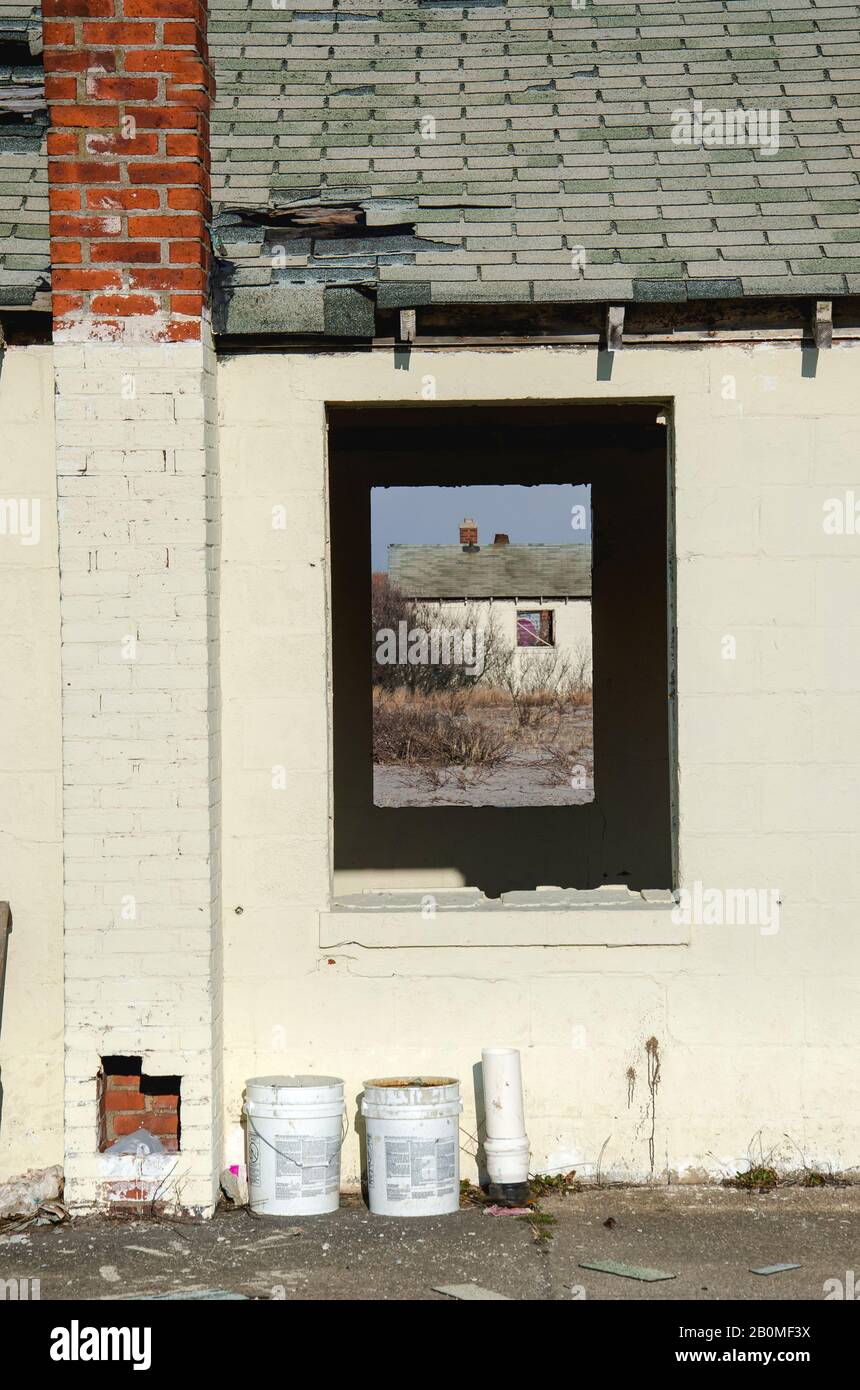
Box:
[246,1075,344,1103]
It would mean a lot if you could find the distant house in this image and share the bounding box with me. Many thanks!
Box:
[388,519,592,682]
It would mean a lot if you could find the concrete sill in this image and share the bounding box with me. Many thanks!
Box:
[320,888,687,949]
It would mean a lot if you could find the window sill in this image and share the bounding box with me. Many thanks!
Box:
[320,887,686,949]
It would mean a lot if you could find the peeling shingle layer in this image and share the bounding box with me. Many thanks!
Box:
[210,0,860,320]
[0,6,48,311]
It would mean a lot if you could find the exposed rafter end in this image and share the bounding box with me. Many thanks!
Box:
[398,309,417,344]
[813,299,833,350]
[605,304,625,352]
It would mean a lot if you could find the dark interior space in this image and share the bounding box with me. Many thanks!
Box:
[328,402,675,897]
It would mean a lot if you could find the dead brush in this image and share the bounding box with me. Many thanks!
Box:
[465,684,513,711]
[373,692,511,770]
[539,743,585,788]
[510,688,557,729]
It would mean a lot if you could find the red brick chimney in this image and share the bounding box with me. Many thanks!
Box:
[43,0,213,342]
[459,517,478,546]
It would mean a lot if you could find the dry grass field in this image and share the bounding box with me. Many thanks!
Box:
[372,685,594,807]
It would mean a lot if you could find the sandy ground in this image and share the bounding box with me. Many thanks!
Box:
[2,1186,857,1302]
[374,705,594,807]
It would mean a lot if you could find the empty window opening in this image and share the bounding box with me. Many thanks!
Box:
[371,485,593,810]
[97,1056,181,1153]
[517,609,555,648]
[329,403,675,898]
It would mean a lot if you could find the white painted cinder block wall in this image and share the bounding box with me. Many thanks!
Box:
[53,335,223,1213]
[0,346,64,1183]
[2,340,858,1196]
[218,344,860,1187]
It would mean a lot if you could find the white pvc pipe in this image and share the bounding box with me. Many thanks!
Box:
[482,1047,525,1139]
[482,1048,529,1189]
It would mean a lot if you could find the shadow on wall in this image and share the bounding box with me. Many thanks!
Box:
[329,404,675,897]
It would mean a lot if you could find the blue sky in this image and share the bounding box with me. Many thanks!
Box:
[371,483,591,572]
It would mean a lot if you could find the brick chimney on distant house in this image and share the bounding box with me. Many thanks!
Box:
[459,517,478,547]
[493,533,509,545]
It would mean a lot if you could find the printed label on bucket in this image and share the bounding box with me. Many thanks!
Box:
[273,1134,341,1201]
[384,1136,456,1202]
[248,1138,261,1189]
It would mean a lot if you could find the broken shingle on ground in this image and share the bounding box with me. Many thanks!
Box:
[579,1259,677,1283]
[433,1284,512,1301]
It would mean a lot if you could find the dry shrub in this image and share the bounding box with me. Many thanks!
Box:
[540,743,586,787]
[373,691,511,769]
[465,684,511,710]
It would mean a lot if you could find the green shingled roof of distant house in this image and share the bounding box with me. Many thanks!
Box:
[210,0,860,329]
[389,542,593,598]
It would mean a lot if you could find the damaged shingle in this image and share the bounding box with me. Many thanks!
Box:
[0,21,48,310]
[213,279,375,338]
[213,199,456,331]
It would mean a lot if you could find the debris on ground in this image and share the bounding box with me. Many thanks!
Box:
[220,1166,248,1208]
[603,1216,617,1229]
[0,1164,64,1220]
[483,1204,533,1217]
[34,1200,68,1225]
[433,1283,511,1301]
[3,1198,70,1233]
[458,1179,485,1208]
[580,1258,677,1283]
[137,1290,250,1301]
[0,1187,854,1301]
[750,1263,802,1276]
[528,1170,579,1199]
[230,1230,303,1252]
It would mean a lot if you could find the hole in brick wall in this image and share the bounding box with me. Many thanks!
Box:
[98,1056,181,1154]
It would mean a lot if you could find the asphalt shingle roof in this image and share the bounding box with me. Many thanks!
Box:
[389,541,593,597]
[210,0,860,330]
[0,5,48,311]
[3,2,860,322]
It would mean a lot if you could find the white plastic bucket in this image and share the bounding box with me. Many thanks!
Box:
[361,1077,462,1217]
[244,1075,345,1217]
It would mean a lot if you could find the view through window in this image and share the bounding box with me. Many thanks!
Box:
[370,484,594,809]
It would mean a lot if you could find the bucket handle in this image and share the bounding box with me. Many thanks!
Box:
[247,1113,348,1170]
